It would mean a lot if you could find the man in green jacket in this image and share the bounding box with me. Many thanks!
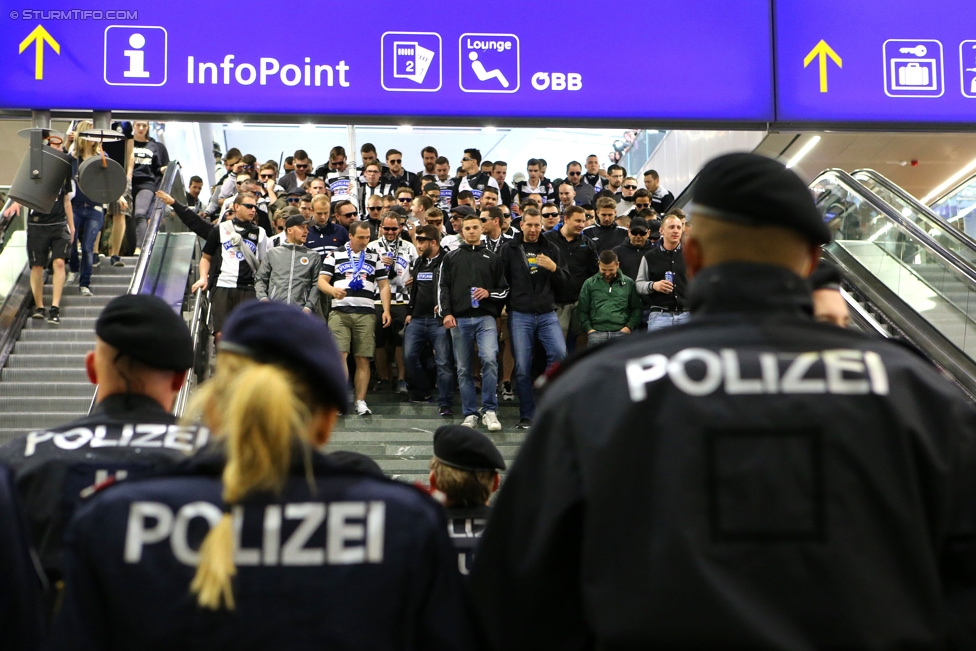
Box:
[577,249,642,345]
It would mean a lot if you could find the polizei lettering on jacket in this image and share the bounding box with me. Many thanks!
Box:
[626,348,889,401]
[24,425,209,457]
[123,500,386,566]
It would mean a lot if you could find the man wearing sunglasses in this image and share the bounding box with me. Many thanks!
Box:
[380,148,421,196]
[616,177,640,217]
[277,149,313,192]
[193,192,269,337]
[612,216,656,288]
[451,148,499,209]
[563,162,596,206]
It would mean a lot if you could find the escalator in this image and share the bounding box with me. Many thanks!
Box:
[813,169,976,400]
[0,164,201,444]
[669,166,976,401]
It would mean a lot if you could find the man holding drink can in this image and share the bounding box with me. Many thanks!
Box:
[636,214,688,331]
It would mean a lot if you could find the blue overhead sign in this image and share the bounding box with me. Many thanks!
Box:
[775,0,976,124]
[0,0,775,123]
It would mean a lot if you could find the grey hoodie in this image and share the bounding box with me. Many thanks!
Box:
[254,242,322,310]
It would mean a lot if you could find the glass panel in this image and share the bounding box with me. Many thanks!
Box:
[854,173,976,270]
[930,175,976,238]
[815,174,976,359]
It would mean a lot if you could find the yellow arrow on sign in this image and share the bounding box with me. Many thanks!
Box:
[18,25,60,81]
[803,39,842,93]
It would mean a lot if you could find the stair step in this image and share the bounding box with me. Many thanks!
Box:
[0,382,94,398]
[14,341,99,355]
[5,354,88,368]
[1,368,90,382]
[0,397,93,412]
[0,412,89,428]
[24,317,97,329]
[328,429,527,444]
[18,329,95,342]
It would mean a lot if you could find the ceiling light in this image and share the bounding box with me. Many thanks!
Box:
[397,125,412,133]
[785,136,821,169]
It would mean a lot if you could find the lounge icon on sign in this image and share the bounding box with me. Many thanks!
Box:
[961,41,976,98]
[883,39,943,98]
[459,33,519,93]
[104,25,167,86]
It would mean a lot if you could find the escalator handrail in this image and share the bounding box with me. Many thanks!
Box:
[823,245,976,403]
[666,170,700,214]
[127,163,182,295]
[851,168,976,253]
[88,163,184,415]
[927,169,976,208]
[816,168,976,291]
[840,287,889,338]
[173,285,206,418]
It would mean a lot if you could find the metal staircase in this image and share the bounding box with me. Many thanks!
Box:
[0,258,137,444]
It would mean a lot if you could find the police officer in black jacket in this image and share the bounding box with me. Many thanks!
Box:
[469,152,976,650]
[0,294,205,593]
[0,462,46,651]
[51,301,478,650]
[429,425,505,576]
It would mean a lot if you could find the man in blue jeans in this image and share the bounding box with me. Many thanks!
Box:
[404,225,455,416]
[438,211,509,431]
[500,208,569,429]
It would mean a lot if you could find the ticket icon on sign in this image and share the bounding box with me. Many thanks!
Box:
[382,32,442,92]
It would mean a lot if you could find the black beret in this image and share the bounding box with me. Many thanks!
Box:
[693,152,831,245]
[95,295,193,370]
[433,425,505,473]
[219,301,348,414]
[285,214,309,228]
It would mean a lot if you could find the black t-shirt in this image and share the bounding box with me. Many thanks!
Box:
[101,121,132,170]
[131,138,169,192]
[28,175,72,226]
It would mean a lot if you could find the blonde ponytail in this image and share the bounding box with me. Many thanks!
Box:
[183,353,314,610]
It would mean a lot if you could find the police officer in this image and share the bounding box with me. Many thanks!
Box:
[469,153,976,649]
[0,461,45,651]
[0,294,205,592]
[429,425,505,576]
[51,301,478,650]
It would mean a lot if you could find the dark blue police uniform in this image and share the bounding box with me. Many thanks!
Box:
[0,462,46,651]
[51,449,478,650]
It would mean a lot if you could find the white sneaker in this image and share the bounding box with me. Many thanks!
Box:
[355,400,371,416]
[461,415,479,428]
[66,271,78,284]
[79,286,93,297]
[482,410,502,431]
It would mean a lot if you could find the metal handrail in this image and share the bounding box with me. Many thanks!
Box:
[928,170,976,208]
[173,285,206,418]
[816,168,976,291]
[127,163,182,295]
[840,287,889,338]
[88,163,183,414]
[851,168,976,253]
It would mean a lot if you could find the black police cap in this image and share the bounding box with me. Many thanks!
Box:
[218,301,349,414]
[433,425,506,473]
[693,152,831,245]
[95,294,193,371]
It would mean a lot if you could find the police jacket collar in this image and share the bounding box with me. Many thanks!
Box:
[91,393,174,422]
[687,262,814,317]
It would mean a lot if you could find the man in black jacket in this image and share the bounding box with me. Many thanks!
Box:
[612,216,654,281]
[470,152,976,650]
[438,214,509,431]
[636,213,688,331]
[582,196,628,253]
[500,208,569,429]
[404,225,455,416]
[545,205,599,344]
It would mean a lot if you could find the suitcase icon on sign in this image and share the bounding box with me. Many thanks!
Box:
[898,62,929,86]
